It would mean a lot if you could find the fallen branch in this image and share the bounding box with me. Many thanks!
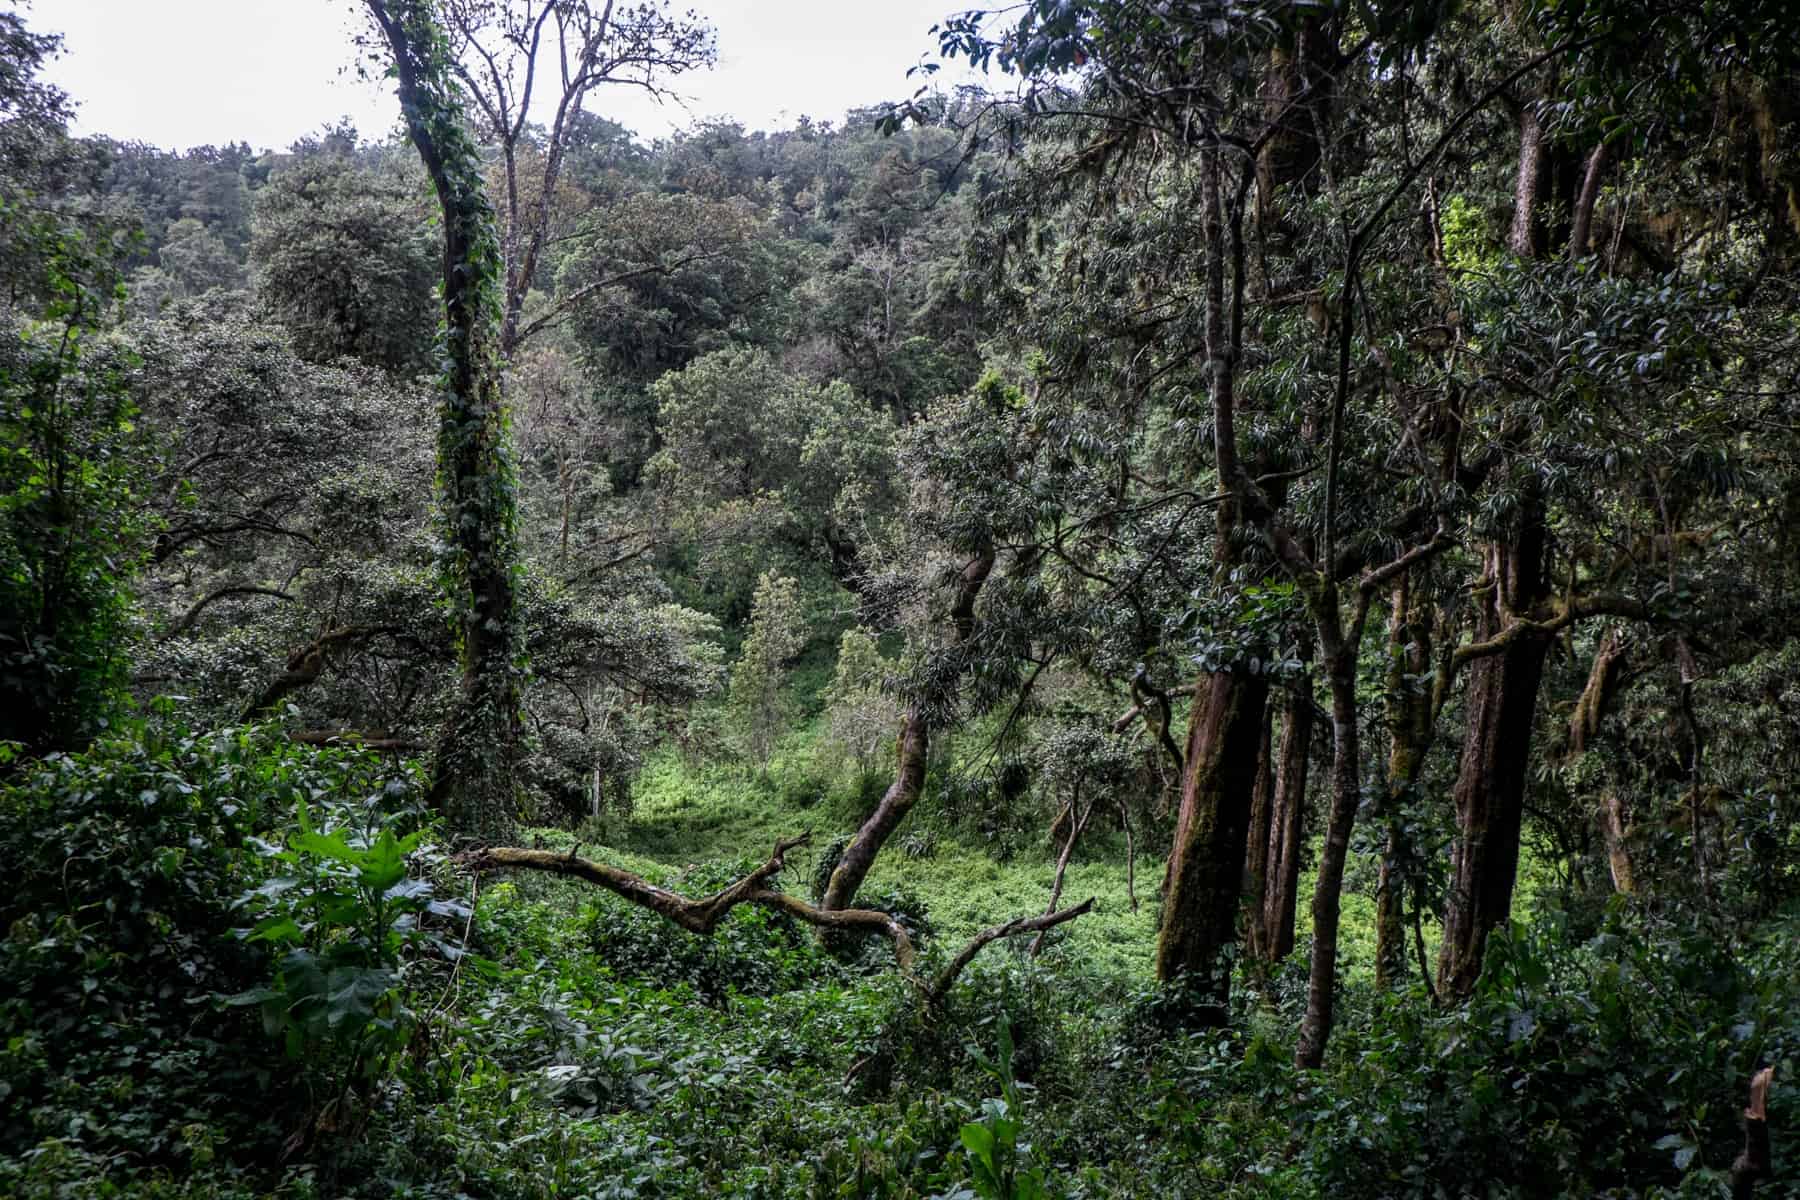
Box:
[459,836,1101,999]
[930,898,1096,1005]
[458,833,918,969]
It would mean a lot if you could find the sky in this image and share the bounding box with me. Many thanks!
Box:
[31,0,993,153]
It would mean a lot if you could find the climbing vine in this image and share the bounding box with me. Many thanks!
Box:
[365,0,522,842]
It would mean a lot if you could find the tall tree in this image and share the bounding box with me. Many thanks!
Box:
[438,0,715,353]
[365,0,522,841]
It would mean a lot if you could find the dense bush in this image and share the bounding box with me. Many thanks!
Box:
[0,718,438,1192]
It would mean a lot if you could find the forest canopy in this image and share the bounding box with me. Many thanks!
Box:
[0,1,1796,1197]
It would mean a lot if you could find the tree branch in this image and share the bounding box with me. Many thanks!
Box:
[161,585,295,641]
[460,834,918,968]
[929,898,1096,1004]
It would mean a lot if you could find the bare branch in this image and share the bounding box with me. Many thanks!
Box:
[161,585,295,641]
[930,898,1097,1004]
[459,834,918,969]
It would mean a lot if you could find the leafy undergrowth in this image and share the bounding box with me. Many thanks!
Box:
[612,748,1161,980]
[2,723,1796,1199]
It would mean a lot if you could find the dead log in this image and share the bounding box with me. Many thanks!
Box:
[459,834,918,967]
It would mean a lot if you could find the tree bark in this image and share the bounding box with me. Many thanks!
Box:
[1376,574,1434,990]
[1437,526,1553,998]
[1566,627,1637,893]
[1264,686,1313,961]
[1296,623,1362,1067]
[1243,701,1278,962]
[1436,92,1564,997]
[1509,103,1551,257]
[1156,667,1270,1010]
[1153,141,1270,1013]
[1570,138,1612,260]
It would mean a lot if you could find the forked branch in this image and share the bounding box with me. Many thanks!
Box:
[459,833,917,965]
[458,835,1099,1000]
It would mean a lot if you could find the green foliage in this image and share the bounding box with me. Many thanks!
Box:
[583,856,844,1005]
[957,1023,1050,1200]
[1439,193,1495,277]
[0,718,416,1174]
[727,570,806,763]
[249,149,436,372]
[228,776,466,1090]
[0,224,145,752]
[823,626,903,783]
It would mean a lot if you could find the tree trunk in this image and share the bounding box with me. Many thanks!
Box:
[820,708,929,911]
[1570,138,1612,260]
[1437,97,1562,997]
[1156,668,1271,1014]
[368,0,521,844]
[819,548,994,911]
[1599,792,1637,894]
[1567,627,1636,893]
[1264,686,1312,961]
[1243,701,1278,962]
[1296,610,1366,1067]
[1154,142,1270,1012]
[1509,103,1551,257]
[1376,575,1434,989]
[1437,528,1553,998]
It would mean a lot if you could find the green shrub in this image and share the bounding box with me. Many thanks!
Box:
[0,718,431,1178]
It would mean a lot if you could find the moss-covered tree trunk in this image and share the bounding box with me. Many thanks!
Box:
[1263,686,1312,960]
[1157,668,1270,1006]
[1437,525,1553,997]
[1243,703,1277,963]
[1153,143,1270,1012]
[367,0,521,843]
[1295,575,1378,1068]
[1376,574,1434,989]
[1435,99,1567,994]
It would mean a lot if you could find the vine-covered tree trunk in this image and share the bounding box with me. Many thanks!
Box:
[367,0,521,842]
[1437,526,1553,997]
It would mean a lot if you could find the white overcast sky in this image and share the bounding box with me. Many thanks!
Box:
[28,0,991,152]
